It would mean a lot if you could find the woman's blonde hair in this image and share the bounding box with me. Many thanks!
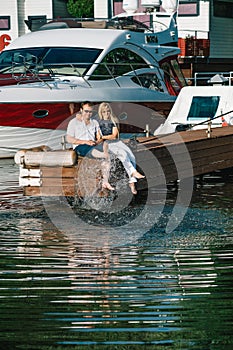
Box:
[98,102,119,131]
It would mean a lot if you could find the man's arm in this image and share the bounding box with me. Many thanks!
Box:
[66,134,96,146]
[94,120,104,144]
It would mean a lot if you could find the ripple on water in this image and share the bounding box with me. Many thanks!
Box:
[0,160,233,349]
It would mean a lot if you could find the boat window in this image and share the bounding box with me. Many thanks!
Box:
[160,59,187,96]
[131,73,164,92]
[0,47,102,76]
[170,59,187,86]
[187,96,220,120]
[42,48,101,75]
[0,48,46,73]
[89,48,147,80]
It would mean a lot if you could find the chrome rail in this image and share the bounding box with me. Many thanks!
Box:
[0,61,165,90]
[194,71,233,86]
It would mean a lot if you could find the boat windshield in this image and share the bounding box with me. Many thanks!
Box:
[0,47,102,76]
[161,59,187,96]
[89,47,148,80]
[187,96,220,120]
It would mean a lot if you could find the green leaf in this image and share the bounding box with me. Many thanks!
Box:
[67,0,94,18]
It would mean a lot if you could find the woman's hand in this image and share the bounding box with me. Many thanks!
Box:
[96,137,104,144]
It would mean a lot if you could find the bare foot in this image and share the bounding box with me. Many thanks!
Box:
[131,171,145,179]
[102,182,115,191]
[129,183,137,195]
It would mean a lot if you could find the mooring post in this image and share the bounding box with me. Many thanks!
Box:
[61,135,67,150]
[144,124,150,137]
[206,118,212,138]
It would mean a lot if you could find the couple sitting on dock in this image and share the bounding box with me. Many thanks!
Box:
[66,101,144,195]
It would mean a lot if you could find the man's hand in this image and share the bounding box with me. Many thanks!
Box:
[86,140,96,146]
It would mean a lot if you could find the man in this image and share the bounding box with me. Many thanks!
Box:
[66,101,114,191]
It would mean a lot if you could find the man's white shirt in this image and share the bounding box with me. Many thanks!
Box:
[67,118,101,149]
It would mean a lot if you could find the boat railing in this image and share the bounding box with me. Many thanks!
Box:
[194,71,233,86]
[2,60,165,91]
[9,57,54,89]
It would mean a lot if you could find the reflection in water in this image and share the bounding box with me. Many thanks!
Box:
[0,160,233,349]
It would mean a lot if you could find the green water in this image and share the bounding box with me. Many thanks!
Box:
[0,159,232,349]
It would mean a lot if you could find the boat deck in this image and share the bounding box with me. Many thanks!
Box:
[18,125,233,197]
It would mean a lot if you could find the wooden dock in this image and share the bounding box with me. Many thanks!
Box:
[17,125,233,197]
[136,125,233,190]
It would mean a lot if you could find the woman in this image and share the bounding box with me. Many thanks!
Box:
[98,102,144,195]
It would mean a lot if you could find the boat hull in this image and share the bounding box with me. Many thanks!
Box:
[0,100,174,157]
[0,126,66,158]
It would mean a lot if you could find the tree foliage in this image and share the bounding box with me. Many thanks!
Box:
[67,0,94,18]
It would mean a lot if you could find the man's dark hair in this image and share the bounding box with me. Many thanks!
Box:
[81,101,93,108]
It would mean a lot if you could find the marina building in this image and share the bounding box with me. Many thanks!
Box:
[0,0,69,50]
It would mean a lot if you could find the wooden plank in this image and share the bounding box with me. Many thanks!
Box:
[24,186,75,197]
[137,126,233,149]
[23,184,110,197]
[137,133,233,156]
[40,166,76,178]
